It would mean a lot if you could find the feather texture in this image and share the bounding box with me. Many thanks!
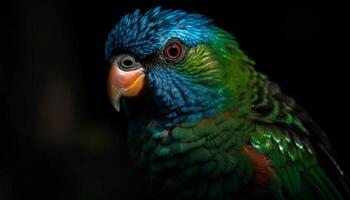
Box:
[105,7,348,200]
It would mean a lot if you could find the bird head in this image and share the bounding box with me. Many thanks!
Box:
[105,7,254,127]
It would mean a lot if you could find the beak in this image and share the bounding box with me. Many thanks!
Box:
[107,64,145,112]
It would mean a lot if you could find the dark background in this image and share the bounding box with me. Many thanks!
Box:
[1,0,345,199]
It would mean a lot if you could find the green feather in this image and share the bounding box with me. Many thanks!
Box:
[123,18,346,199]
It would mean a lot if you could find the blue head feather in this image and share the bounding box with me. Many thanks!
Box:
[105,6,214,60]
[105,7,228,127]
[147,67,225,127]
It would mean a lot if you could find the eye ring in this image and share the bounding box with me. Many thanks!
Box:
[163,40,185,62]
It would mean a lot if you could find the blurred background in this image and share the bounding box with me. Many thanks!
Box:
[1,0,345,199]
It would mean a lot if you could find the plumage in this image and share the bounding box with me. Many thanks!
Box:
[104,7,349,199]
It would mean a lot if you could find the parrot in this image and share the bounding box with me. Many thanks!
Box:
[104,7,349,200]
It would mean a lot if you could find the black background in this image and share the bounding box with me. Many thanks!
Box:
[1,0,346,200]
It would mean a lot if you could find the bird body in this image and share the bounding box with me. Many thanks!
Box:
[104,7,348,199]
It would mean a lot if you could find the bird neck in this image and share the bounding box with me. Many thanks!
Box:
[146,67,228,127]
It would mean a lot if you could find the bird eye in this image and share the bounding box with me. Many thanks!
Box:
[163,40,184,62]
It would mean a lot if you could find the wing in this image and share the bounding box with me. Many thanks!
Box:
[247,70,349,199]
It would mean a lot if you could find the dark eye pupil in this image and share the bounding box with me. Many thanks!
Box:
[168,45,179,57]
[123,59,133,67]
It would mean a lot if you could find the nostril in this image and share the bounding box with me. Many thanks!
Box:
[117,54,140,71]
[122,59,133,67]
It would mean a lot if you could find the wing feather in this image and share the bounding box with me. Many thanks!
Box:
[248,71,348,199]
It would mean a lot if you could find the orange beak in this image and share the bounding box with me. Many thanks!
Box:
[107,64,145,111]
